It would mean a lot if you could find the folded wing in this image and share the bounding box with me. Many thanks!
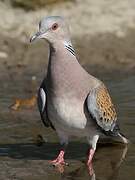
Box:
[38,87,55,130]
[87,84,118,133]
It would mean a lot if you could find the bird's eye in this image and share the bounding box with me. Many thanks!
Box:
[51,23,58,30]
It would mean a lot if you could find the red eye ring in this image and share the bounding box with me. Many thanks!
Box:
[52,23,58,30]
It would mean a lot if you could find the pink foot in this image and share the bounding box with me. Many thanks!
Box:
[50,150,67,166]
[87,149,95,176]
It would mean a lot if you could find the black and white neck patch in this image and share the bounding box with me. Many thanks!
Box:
[64,42,76,56]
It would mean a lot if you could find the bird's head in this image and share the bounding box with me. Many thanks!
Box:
[30,16,70,45]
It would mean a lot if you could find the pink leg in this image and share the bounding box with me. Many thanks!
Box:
[50,150,67,166]
[87,149,95,176]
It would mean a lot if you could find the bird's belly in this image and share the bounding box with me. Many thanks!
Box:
[48,97,88,133]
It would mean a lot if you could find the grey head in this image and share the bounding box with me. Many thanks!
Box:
[30,16,71,45]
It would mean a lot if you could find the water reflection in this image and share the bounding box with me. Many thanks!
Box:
[0,142,128,180]
[60,144,128,180]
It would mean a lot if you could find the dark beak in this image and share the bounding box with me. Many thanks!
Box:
[30,31,42,43]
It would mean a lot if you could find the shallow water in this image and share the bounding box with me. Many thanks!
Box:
[0,54,135,179]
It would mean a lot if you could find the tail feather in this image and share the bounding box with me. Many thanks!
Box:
[100,123,129,144]
[100,132,129,144]
[106,124,129,144]
[117,132,129,144]
[107,132,129,144]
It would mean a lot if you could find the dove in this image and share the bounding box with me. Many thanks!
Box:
[30,16,128,172]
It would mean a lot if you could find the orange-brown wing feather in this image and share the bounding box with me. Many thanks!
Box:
[87,84,117,131]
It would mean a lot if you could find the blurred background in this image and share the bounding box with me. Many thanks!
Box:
[0,0,134,179]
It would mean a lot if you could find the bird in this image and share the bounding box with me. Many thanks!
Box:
[30,16,128,173]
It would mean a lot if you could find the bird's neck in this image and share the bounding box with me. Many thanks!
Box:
[48,40,77,64]
[46,41,80,88]
[63,41,76,56]
[50,40,76,56]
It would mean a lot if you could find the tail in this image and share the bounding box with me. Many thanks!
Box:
[109,124,129,144]
[101,124,129,144]
[112,125,129,144]
[116,132,129,144]
[102,132,129,144]
[107,132,129,144]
